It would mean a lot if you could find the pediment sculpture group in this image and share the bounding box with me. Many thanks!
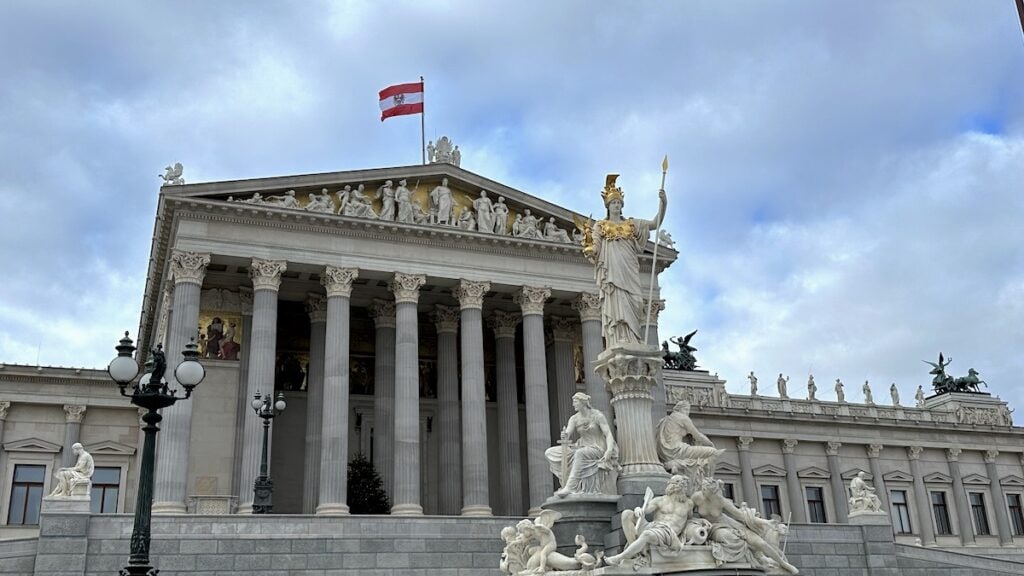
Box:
[225,179,577,243]
[501,398,799,575]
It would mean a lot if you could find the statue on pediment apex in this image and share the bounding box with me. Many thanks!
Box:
[159,162,184,185]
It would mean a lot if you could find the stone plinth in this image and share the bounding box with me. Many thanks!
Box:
[541,494,619,556]
[576,563,764,576]
[40,495,91,514]
[849,510,891,525]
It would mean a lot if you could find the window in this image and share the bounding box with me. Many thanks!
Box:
[8,464,45,525]
[931,491,952,535]
[90,467,121,514]
[806,486,827,523]
[722,483,735,502]
[890,490,913,534]
[970,492,991,535]
[761,485,781,518]
[1008,494,1024,536]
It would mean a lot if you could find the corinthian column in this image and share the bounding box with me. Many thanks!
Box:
[371,299,397,499]
[866,444,889,512]
[456,279,492,516]
[782,439,806,523]
[61,405,87,467]
[391,272,426,515]
[945,448,974,545]
[908,446,936,545]
[515,286,553,514]
[643,298,667,423]
[737,436,757,508]
[825,441,848,523]
[236,258,286,514]
[549,316,577,431]
[302,294,327,514]
[317,266,358,515]
[573,292,609,421]
[489,310,523,515]
[153,249,210,514]
[985,450,1013,545]
[432,304,461,515]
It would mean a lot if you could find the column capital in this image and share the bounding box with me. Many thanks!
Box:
[642,298,667,326]
[322,266,359,298]
[431,304,460,333]
[455,279,491,310]
[572,292,602,322]
[782,439,798,454]
[908,445,924,460]
[515,286,551,316]
[390,272,426,304]
[488,310,521,339]
[305,293,328,323]
[0,401,10,421]
[250,258,287,291]
[548,316,577,342]
[737,436,754,451]
[867,444,884,458]
[239,287,253,315]
[63,404,87,423]
[984,449,999,464]
[825,441,841,456]
[945,447,961,461]
[370,299,397,329]
[170,250,211,286]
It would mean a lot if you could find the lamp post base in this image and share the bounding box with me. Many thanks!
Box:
[120,565,159,575]
[252,476,274,514]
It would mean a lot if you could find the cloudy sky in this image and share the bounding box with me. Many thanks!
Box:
[1,1,1022,407]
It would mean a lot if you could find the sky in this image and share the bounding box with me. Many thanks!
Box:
[1,1,1022,408]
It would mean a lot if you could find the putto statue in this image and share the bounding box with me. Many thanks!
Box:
[662,330,698,371]
[545,393,619,497]
[159,162,185,185]
[49,443,94,498]
[656,400,724,477]
[848,472,885,515]
[581,174,667,348]
[499,510,584,574]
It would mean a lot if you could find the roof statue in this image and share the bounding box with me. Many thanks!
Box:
[159,162,184,186]
[924,353,988,395]
[428,136,459,165]
[662,330,698,371]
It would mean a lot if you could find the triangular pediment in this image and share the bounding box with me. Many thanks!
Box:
[753,464,787,477]
[963,473,990,485]
[798,466,831,479]
[715,462,741,475]
[4,437,62,453]
[923,472,953,484]
[841,468,872,481]
[883,470,914,482]
[84,440,136,456]
[1000,475,1024,487]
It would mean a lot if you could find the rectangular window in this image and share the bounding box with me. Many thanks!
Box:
[890,490,913,534]
[970,492,991,535]
[722,483,734,502]
[89,467,121,514]
[931,491,952,535]
[1008,494,1024,536]
[761,485,781,518]
[7,465,45,525]
[806,486,827,523]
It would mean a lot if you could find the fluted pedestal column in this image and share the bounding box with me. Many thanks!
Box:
[301,295,327,514]
[153,250,210,514]
[391,273,426,515]
[237,258,286,514]
[782,439,806,523]
[985,450,1013,545]
[866,444,889,512]
[643,298,667,424]
[945,448,974,545]
[825,442,848,523]
[61,406,86,467]
[490,310,523,515]
[516,286,553,514]
[457,280,492,516]
[573,293,610,422]
[432,304,461,515]
[371,299,397,499]
[595,345,668,496]
[908,446,936,545]
[737,437,757,507]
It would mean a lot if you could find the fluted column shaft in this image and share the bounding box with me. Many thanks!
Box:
[491,311,523,515]
[908,447,936,545]
[643,298,667,424]
[154,250,209,514]
[391,273,426,515]
[517,286,553,514]
[230,289,253,499]
[782,440,806,523]
[825,442,848,523]
[433,305,461,515]
[371,300,397,498]
[0,402,9,499]
[867,444,889,512]
[301,296,327,514]
[457,280,492,516]
[550,317,577,431]
[737,437,757,508]
[62,406,86,467]
[574,293,609,422]
[946,448,975,545]
[986,451,1013,545]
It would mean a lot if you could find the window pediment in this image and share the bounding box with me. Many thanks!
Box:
[84,440,136,456]
[715,462,741,475]
[923,472,953,484]
[4,437,61,453]
[962,473,990,485]
[883,470,914,483]
[1000,475,1024,487]
[753,464,787,477]
[798,466,831,479]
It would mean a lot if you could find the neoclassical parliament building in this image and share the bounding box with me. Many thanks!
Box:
[2,154,1024,574]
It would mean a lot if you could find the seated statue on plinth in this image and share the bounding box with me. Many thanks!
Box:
[49,443,94,498]
[848,471,884,515]
[544,393,618,497]
[657,400,725,478]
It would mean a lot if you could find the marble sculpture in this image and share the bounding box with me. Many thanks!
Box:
[49,443,94,497]
[848,472,884,515]
[656,400,725,477]
[159,162,185,185]
[545,393,618,497]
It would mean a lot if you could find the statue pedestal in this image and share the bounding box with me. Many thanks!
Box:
[575,561,764,576]
[849,510,891,525]
[541,494,619,556]
[41,495,91,514]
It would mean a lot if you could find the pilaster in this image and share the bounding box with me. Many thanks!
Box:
[782,439,806,523]
[908,446,936,545]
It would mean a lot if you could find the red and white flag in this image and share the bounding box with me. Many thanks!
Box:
[379,81,424,121]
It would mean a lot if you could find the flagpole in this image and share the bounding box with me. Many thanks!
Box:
[420,75,426,165]
[643,155,669,345]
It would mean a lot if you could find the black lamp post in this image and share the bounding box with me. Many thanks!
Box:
[107,332,205,576]
[251,390,286,514]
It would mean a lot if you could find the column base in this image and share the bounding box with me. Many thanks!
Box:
[391,503,424,516]
[460,505,492,517]
[527,506,543,517]
[315,503,350,516]
[234,501,254,515]
[151,501,187,515]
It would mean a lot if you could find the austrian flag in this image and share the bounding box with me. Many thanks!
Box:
[379,82,424,121]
